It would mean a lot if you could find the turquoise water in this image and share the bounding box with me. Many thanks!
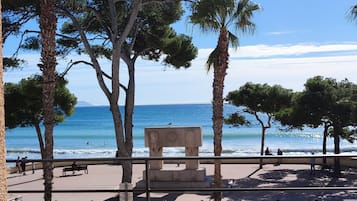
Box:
[5,104,356,160]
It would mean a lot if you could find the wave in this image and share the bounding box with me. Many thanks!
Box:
[7,148,41,154]
[7,146,357,160]
[7,148,118,156]
[281,147,357,154]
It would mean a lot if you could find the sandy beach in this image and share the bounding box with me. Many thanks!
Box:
[7,162,357,201]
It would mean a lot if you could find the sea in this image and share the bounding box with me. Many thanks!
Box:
[5,104,357,161]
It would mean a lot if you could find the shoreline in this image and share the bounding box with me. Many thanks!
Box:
[6,146,357,161]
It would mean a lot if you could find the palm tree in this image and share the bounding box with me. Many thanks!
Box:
[349,5,357,20]
[0,1,9,200]
[190,0,259,200]
[39,0,57,200]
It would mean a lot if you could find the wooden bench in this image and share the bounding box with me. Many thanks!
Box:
[62,165,88,176]
[8,194,22,201]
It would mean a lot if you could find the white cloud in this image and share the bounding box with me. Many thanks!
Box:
[229,43,357,58]
[4,42,357,105]
[266,31,296,36]
[225,54,357,93]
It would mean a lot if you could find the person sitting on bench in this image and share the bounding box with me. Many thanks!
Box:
[71,162,77,174]
[62,162,88,176]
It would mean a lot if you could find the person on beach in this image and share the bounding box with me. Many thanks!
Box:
[21,156,28,175]
[265,147,272,155]
[71,161,78,174]
[310,152,315,174]
[277,148,283,165]
[277,148,283,155]
[16,156,22,173]
[32,162,35,174]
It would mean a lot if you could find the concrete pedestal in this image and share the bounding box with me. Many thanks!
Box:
[147,168,206,181]
[136,168,210,188]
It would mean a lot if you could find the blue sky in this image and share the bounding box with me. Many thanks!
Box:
[4,0,357,105]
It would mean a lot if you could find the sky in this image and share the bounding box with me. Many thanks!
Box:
[4,0,357,106]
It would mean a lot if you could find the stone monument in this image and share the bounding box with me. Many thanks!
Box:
[136,126,209,188]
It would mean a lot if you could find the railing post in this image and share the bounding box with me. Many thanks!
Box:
[145,158,150,201]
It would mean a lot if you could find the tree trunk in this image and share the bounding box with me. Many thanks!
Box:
[110,102,132,183]
[39,0,57,200]
[59,1,142,185]
[333,125,341,177]
[35,124,45,159]
[213,27,229,201]
[259,127,266,169]
[121,61,136,183]
[0,2,9,199]
[125,61,135,157]
[255,114,270,169]
[322,124,328,165]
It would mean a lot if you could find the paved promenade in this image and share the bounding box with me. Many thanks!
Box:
[7,163,357,201]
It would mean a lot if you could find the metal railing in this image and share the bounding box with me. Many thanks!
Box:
[6,154,357,201]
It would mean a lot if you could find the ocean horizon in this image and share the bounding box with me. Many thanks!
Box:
[5,103,357,160]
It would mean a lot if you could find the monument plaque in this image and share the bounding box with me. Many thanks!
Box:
[137,126,209,188]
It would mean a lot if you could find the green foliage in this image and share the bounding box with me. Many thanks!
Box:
[224,112,250,126]
[2,1,40,69]
[140,1,183,26]
[225,82,293,128]
[5,78,42,128]
[3,57,24,69]
[2,0,39,42]
[5,75,77,129]
[329,127,356,143]
[278,76,357,142]
[3,0,196,68]
[226,82,293,114]
[58,1,197,68]
[190,0,259,73]
[206,46,219,71]
[134,1,198,67]
[21,36,41,50]
[347,5,357,23]
[190,0,260,39]
[190,0,225,32]
[162,34,197,68]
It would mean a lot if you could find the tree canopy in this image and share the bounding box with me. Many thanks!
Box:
[1,0,39,69]
[5,75,77,129]
[5,75,77,158]
[226,82,293,168]
[276,76,357,175]
[58,1,197,68]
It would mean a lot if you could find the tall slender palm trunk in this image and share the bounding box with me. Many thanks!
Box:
[213,28,229,201]
[0,1,9,200]
[39,0,57,200]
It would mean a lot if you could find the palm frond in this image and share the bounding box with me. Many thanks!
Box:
[191,0,259,72]
[228,31,239,49]
[206,46,219,72]
[347,5,357,23]
[234,0,259,34]
[190,0,229,33]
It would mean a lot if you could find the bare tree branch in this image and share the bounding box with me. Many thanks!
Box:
[58,7,112,99]
[60,60,113,81]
